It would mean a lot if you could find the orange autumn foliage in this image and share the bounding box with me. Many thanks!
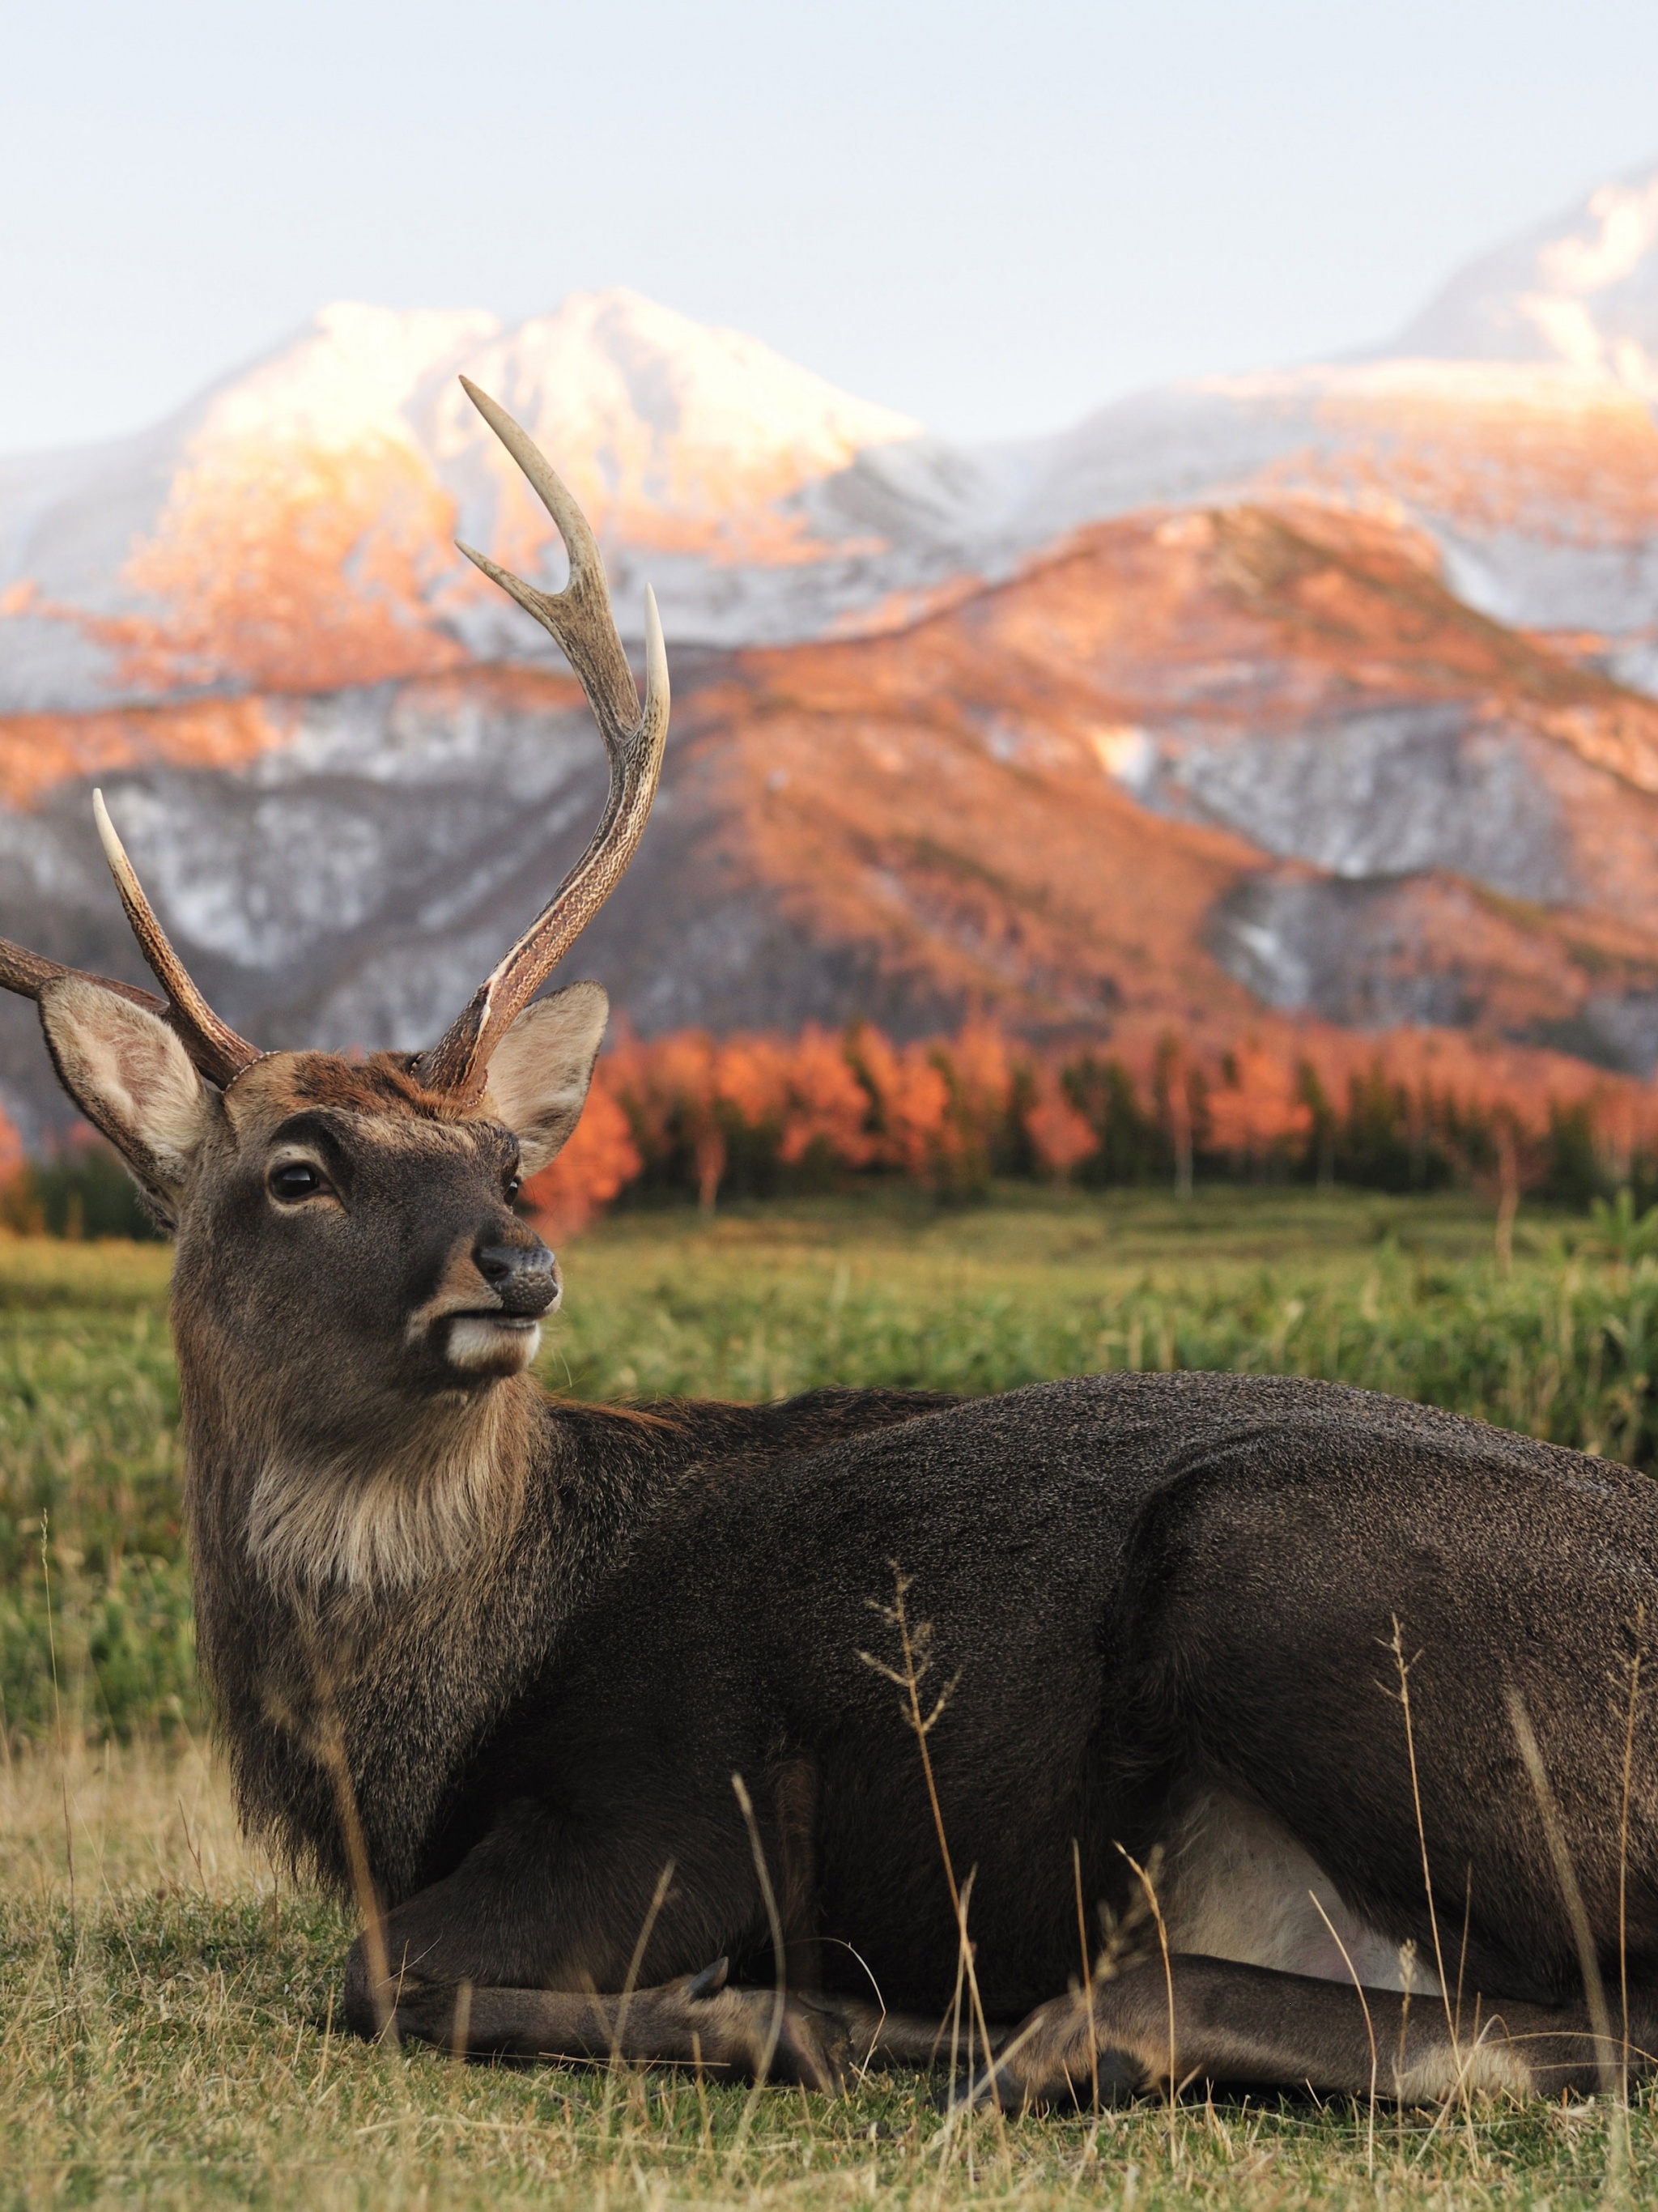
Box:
[85,437,466,696]
[1208,1044,1315,1164]
[846,1027,953,1180]
[1023,1073,1097,1184]
[505,1013,1658,1235]
[520,1070,643,1242]
[0,1107,23,1187]
[776,1027,877,1169]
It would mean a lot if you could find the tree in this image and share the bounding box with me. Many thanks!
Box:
[846,1027,953,1187]
[521,1072,643,1242]
[1207,1044,1311,1179]
[1023,1072,1097,1185]
[777,1028,876,1174]
[1154,1034,1199,1199]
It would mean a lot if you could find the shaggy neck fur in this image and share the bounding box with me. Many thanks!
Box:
[176,1302,541,1603]
[244,1379,536,1595]
[178,1335,565,1896]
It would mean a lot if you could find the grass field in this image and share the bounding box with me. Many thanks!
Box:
[5,1185,1658,2206]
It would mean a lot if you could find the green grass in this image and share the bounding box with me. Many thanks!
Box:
[9,1184,1658,1741]
[4,1188,1658,2205]
[6,1743,1656,2210]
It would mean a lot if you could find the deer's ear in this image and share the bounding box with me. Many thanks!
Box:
[37,977,215,1223]
[485,982,610,1176]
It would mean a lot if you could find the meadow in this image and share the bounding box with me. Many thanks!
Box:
[5,1185,1658,2206]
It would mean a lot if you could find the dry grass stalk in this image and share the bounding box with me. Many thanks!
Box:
[1308,1888,1378,2176]
[858,1567,1000,2108]
[729,1772,785,2162]
[1072,1836,1100,2109]
[1116,1845,1180,2169]
[1506,1682,1630,2210]
[597,1855,677,2143]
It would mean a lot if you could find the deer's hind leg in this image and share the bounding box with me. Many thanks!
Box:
[959,1953,1644,2112]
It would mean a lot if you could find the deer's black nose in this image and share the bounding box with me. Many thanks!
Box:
[474,1239,560,1317]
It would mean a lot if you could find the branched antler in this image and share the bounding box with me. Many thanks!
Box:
[0,378,668,1102]
[414,379,669,1099]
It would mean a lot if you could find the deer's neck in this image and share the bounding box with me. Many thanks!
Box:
[241,1377,537,1598]
[176,1342,610,1895]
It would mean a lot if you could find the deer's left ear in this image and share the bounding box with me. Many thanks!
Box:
[36,976,216,1227]
[484,982,610,1176]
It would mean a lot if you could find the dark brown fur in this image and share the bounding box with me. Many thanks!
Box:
[15,385,1651,2102]
[32,1018,1658,2105]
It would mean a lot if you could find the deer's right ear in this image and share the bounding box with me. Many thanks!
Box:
[36,977,215,1222]
[485,982,610,1176]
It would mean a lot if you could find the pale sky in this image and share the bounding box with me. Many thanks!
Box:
[3,0,1657,455]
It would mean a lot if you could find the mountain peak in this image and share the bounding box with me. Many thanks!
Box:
[441,287,921,487]
[1391,160,1658,397]
[197,302,503,449]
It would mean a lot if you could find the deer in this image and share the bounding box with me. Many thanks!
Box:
[6,375,1658,2112]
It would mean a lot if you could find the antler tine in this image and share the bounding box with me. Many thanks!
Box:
[0,938,168,1023]
[416,383,670,1100]
[0,797,260,1087]
[453,376,644,744]
[91,791,261,1087]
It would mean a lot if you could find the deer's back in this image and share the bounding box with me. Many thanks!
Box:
[483,1371,1658,2014]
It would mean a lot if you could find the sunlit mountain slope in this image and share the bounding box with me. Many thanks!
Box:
[7,163,1658,714]
[3,165,1658,1133]
[4,496,1656,1138]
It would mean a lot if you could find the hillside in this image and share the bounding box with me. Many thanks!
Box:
[8,164,1658,708]
[3,494,1656,1139]
[2,167,1658,1134]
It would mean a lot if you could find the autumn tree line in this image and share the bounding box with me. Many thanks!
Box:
[521,1019,1658,1244]
[2,1017,1652,1244]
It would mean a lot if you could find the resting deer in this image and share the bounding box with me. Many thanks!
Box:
[6,378,1658,2109]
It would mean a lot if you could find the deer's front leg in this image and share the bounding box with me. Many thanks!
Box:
[350,1948,851,2089]
[339,1803,857,2088]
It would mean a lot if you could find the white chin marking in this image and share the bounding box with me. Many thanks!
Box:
[446,1317,542,1375]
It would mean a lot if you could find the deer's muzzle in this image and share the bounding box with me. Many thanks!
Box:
[474,1240,561,1318]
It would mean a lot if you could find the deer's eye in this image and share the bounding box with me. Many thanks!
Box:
[270,1161,329,1202]
[505,1175,522,1202]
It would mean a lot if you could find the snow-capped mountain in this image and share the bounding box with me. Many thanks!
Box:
[0,289,923,714]
[9,163,1658,722]
[5,165,1658,1134]
[1393,164,1658,388]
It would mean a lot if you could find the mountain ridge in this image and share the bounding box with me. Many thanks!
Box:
[3,169,1658,1133]
[7,163,1658,716]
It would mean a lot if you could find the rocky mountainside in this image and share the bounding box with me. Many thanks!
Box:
[0,290,925,714]
[5,496,1656,1142]
[2,168,1658,1137]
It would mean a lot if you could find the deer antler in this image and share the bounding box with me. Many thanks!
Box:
[91,793,261,1083]
[413,378,669,1100]
[0,383,662,1104]
[0,791,261,1088]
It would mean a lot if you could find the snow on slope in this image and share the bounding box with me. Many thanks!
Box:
[1394,165,1658,389]
[0,291,922,713]
[985,359,1658,659]
[5,166,1658,721]
[980,164,1658,666]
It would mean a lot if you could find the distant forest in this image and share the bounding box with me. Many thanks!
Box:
[523,1020,1658,1238]
[6,1016,1652,1247]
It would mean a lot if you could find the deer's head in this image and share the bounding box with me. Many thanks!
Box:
[0,383,667,1501]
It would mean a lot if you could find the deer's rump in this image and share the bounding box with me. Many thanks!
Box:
[458,1371,1658,2018]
